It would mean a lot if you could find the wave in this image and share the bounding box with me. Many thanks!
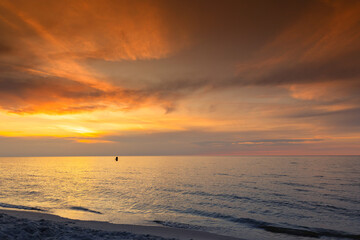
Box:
[294,188,310,192]
[277,181,324,189]
[158,188,253,201]
[153,220,206,231]
[181,189,347,215]
[69,206,102,214]
[0,202,45,212]
[172,208,360,239]
[183,190,253,202]
[264,226,360,239]
[323,193,360,205]
[214,173,245,178]
[160,188,357,217]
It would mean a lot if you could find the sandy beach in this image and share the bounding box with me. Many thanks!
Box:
[0,209,242,240]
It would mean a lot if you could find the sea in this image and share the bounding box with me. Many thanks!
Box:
[0,156,359,239]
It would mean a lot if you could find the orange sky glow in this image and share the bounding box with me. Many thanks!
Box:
[0,0,359,156]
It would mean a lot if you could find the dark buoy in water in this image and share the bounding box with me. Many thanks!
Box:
[115,156,118,161]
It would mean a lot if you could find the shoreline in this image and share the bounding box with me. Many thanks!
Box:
[0,208,243,240]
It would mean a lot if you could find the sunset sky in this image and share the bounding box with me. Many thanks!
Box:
[0,0,359,156]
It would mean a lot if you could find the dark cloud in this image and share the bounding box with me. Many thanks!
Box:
[160,0,313,55]
[138,0,360,101]
[147,41,360,97]
[248,51,360,86]
[0,77,103,98]
[0,74,108,113]
[0,43,12,54]
[287,107,360,130]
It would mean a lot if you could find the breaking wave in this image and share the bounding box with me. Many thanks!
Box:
[0,202,45,212]
[69,206,103,214]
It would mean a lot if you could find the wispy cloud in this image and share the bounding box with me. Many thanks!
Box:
[0,0,190,114]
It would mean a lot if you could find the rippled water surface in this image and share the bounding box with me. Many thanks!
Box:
[0,156,359,239]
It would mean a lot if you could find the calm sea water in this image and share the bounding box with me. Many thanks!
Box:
[0,156,359,239]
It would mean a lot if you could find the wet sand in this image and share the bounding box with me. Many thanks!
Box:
[0,209,243,240]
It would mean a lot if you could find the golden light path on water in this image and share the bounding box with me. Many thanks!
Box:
[0,156,359,239]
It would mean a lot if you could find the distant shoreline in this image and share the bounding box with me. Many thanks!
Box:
[0,208,242,240]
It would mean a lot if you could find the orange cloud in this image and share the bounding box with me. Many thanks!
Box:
[0,0,189,61]
[0,0,192,115]
[0,74,171,114]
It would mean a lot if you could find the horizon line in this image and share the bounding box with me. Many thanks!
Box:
[1,154,359,158]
